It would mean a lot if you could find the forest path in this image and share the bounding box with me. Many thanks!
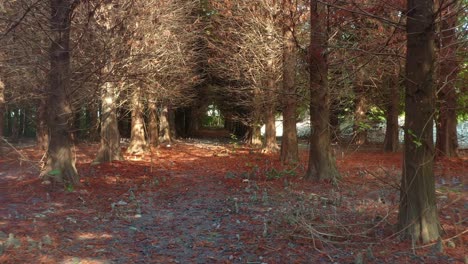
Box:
[0,140,466,263]
[0,141,312,263]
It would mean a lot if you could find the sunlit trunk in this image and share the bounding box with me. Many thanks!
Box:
[159,105,172,143]
[247,124,262,147]
[398,0,440,244]
[263,101,278,153]
[148,100,159,147]
[127,87,147,154]
[94,82,123,163]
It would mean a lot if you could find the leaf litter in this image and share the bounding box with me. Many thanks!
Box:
[0,140,466,263]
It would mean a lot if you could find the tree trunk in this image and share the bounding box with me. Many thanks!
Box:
[306,0,340,182]
[398,0,440,244]
[0,79,4,154]
[168,107,176,139]
[247,125,262,147]
[383,75,400,152]
[36,98,49,151]
[353,90,368,145]
[330,100,341,142]
[94,82,124,164]
[42,0,78,185]
[435,3,459,157]
[87,102,100,141]
[148,100,159,147]
[280,0,299,164]
[159,105,172,143]
[174,108,187,138]
[11,109,19,143]
[127,87,147,154]
[21,108,27,137]
[188,106,201,136]
[263,102,278,153]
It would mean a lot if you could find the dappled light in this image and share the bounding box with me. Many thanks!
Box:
[0,0,466,262]
[76,233,113,241]
[1,141,466,263]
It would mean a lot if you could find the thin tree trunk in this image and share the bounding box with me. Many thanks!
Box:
[94,82,123,164]
[398,0,440,244]
[306,0,340,182]
[0,79,4,155]
[436,2,459,157]
[11,109,19,143]
[87,102,100,141]
[247,125,262,147]
[330,99,341,143]
[127,87,147,154]
[21,108,27,137]
[168,107,176,139]
[188,106,201,136]
[263,101,278,153]
[249,104,263,147]
[383,75,400,152]
[36,98,49,151]
[353,90,368,145]
[42,0,78,185]
[159,105,172,143]
[148,100,159,147]
[280,0,299,164]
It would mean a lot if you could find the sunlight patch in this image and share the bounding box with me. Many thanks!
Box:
[76,232,113,241]
[61,257,111,264]
[104,177,119,184]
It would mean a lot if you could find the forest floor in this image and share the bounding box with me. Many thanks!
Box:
[0,137,466,264]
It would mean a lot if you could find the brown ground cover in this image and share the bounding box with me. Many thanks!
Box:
[0,139,466,263]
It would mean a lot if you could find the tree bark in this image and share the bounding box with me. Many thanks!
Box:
[148,100,159,147]
[306,0,340,182]
[42,0,78,185]
[330,99,341,142]
[0,79,4,154]
[10,109,19,143]
[36,98,49,151]
[159,105,172,143]
[127,87,147,154]
[398,0,440,244]
[383,75,400,152]
[263,101,278,153]
[435,2,459,157]
[280,0,299,164]
[247,125,262,147]
[188,106,201,136]
[87,102,100,141]
[353,89,368,145]
[94,82,124,164]
[168,107,176,139]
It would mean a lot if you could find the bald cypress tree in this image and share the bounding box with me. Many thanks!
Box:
[42,0,79,185]
[398,0,440,243]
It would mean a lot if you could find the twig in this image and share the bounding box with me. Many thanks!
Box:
[1,137,41,172]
